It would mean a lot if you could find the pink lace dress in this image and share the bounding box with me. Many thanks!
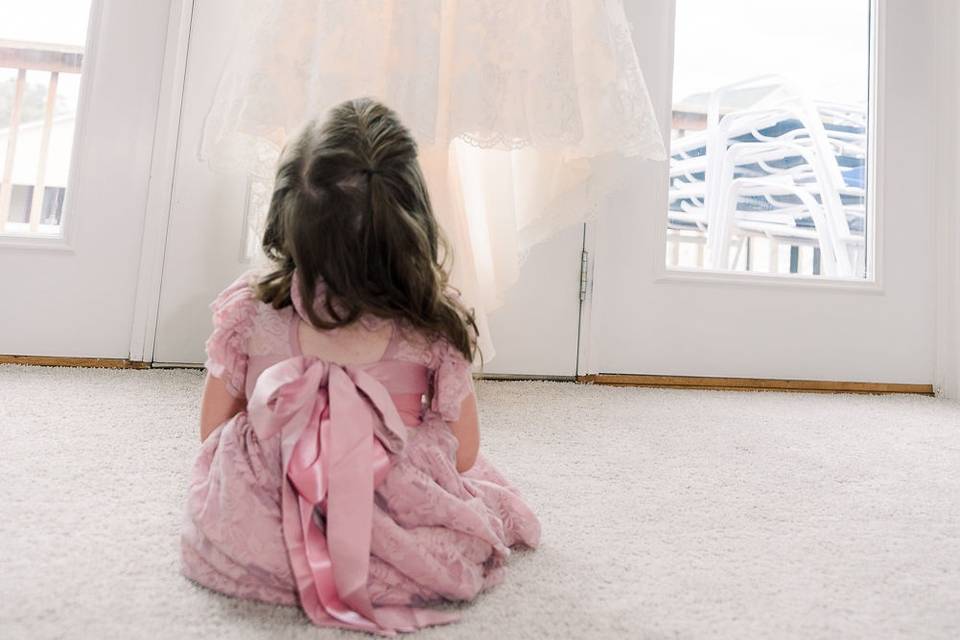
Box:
[180,273,540,634]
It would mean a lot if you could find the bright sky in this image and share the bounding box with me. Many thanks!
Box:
[0,1,92,46]
[673,0,870,106]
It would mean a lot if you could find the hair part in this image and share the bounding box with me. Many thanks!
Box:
[255,97,478,360]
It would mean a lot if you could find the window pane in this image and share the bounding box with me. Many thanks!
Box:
[0,0,92,236]
[667,0,871,279]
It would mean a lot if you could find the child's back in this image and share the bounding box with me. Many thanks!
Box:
[181,98,539,634]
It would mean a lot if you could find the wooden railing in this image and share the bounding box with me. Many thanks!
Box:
[0,40,83,233]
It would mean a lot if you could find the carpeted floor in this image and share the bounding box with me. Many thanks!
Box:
[1,364,959,639]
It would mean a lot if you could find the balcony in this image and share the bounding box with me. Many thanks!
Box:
[0,40,83,236]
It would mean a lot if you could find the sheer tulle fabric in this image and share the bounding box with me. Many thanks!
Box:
[200,0,666,356]
[182,273,540,633]
[201,0,664,168]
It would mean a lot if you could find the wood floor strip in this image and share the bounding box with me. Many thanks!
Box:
[0,355,150,369]
[578,374,934,395]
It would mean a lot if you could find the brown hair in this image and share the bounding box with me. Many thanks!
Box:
[255,97,477,359]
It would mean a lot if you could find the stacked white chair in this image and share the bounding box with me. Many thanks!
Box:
[667,76,867,277]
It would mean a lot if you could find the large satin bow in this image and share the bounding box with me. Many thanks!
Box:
[248,357,457,635]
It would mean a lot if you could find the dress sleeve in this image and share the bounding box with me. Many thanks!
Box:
[204,273,258,398]
[430,339,476,422]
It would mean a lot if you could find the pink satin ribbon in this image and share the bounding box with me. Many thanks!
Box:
[248,357,459,635]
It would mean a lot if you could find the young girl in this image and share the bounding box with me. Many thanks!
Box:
[181,98,540,634]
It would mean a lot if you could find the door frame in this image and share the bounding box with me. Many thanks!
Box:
[131,0,586,374]
[0,0,178,359]
[577,0,951,392]
[933,0,960,399]
[129,0,195,363]
[577,0,892,376]
[646,0,886,294]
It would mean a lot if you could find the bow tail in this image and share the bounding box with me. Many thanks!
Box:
[271,362,459,634]
[280,476,388,633]
[281,368,395,633]
[325,367,380,622]
[285,401,385,634]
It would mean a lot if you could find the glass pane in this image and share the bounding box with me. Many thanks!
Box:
[667,0,871,279]
[0,0,92,236]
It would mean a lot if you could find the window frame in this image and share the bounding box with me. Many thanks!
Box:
[654,0,883,292]
[0,0,102,251]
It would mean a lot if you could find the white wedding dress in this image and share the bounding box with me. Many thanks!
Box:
[201,0,666,358]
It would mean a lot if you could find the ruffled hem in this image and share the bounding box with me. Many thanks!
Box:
[182,408,540,618]
[370,417,540,602]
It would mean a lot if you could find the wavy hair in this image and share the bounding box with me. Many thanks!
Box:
[255,98,477,359]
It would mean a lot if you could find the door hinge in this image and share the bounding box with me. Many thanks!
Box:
[579,249,589,302]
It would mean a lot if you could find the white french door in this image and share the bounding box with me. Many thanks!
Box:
[582,0,937,385]
[150,0,583,376]
[0,0,174,358]
[149,0,940,387]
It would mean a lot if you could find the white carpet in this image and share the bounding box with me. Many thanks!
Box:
[1,364,959,639]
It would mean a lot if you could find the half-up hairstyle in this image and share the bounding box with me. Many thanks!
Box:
[256,97,478,359]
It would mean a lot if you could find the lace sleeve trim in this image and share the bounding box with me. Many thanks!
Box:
[204,273,258,398]
[430,340,475,423]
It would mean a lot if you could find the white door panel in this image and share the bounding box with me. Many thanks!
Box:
[152,0,582,374]
[585,0,936,384]
[0,0,173,358]
[483,224,583,377]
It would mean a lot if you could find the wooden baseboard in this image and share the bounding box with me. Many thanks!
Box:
[578,373,934,396]
[0,355,150,369]
[0,357,936,395]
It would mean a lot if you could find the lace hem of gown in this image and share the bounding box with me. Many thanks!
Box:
[199,0,666,177]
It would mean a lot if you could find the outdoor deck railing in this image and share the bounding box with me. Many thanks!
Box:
[0,40,82,233]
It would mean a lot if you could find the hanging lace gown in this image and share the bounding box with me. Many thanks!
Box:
[181,272,541,634]
[199,0,666,357]
[201,0,664,172]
